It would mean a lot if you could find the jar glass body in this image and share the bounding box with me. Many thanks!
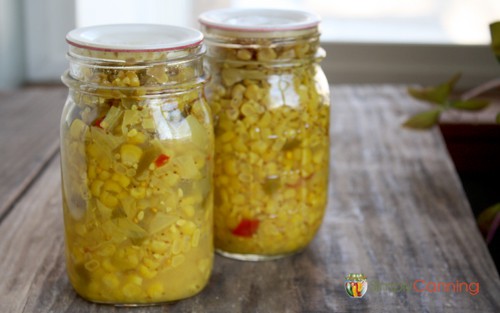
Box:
[60,44,214,304]
[203,26,330,260]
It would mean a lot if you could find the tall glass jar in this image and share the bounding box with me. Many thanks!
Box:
[60,24,214,304]
[200,9,330,260]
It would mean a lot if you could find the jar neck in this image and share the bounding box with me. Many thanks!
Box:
[63,44,207,94]
[201,25,324,66]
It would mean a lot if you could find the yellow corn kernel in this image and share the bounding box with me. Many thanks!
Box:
[225,213,240,230]
[295,43,310,58]
[103,180,122,193]
[130,187,146,199]
[125,274,143,286]
[240,102,257,117]
[182,195,202,206]
[97,243,116,257]
[263,161,277,174]
[87,143,100,158]
[120,144,143,166]
[232,194,245,205]
[143,258,160,270]
[191,229,201,248]
[127,128,138,137]
[257,47,277,61]
[90,180,104,197]
[181,221,196,235]
[116,190,128,200]
[181,236,191,253]
[122,283,142,299]
[313,149,325,164]
[231,84,246,99]
[223,159,238,176]
[222,143,233,153]
[126,168,136,177]
[236,49,252,60]
[137,264,156,279]
[248,152,260,164]
[87,164,96,180]
[183,205,195,217]
[251,141,267,154]
[101,258,115,272]
[128,131,147,144]
[116,253,139,271]
[136,210,145,221]
[100,191,118,207]
[172,238,182,255]
[98,170,111,180]
[259,111,271,128]
[244,84,261,101]
[84,259,99,272]
[147,282,164,299]
[126,71,140,87]
[102,273,119,289]
[284,188,297,199]
[302,148,312,164]
[218,175,230,185]
[150,240,169,254]
[112,172,131,188]
[219,131,235,143]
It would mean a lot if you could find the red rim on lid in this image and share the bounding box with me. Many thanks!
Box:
[199,8,321,32]
[66,24,204,53]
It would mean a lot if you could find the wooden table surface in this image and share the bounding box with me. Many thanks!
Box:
[0,85,498,313]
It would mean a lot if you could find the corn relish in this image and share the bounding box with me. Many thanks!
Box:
[60,24,213,304]
[200,9,330,260]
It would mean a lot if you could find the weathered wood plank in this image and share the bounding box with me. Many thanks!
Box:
[0,86,66,220]
[0,86,498,313]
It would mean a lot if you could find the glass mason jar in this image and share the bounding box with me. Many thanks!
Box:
[60,25,214,304]
[200,9,330,260]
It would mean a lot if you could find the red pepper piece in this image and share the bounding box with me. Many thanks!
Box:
[232,219,260,237]
[155,154,170,167]
[94,116,105,128]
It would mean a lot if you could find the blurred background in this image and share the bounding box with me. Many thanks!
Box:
[1,0,499,90]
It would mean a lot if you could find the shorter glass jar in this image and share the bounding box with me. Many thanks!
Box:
[200,9,331,260]
[60,24,214,305]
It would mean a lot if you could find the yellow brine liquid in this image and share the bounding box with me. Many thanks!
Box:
[60,24,213,304]
[200,9,330,260]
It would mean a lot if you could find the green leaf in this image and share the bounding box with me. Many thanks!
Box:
[490,22,500,63]
[477,203,500,240]
[402,109,441,129]
[345,283,353,296]
[451,99,490,111]
[496,112,500,124]
[408,73,461,105]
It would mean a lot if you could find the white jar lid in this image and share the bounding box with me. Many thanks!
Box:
[199,8,320,32]
[66,24,203,52]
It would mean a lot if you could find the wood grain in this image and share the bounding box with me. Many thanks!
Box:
[0,85,498,313]
[0,86,66,220]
